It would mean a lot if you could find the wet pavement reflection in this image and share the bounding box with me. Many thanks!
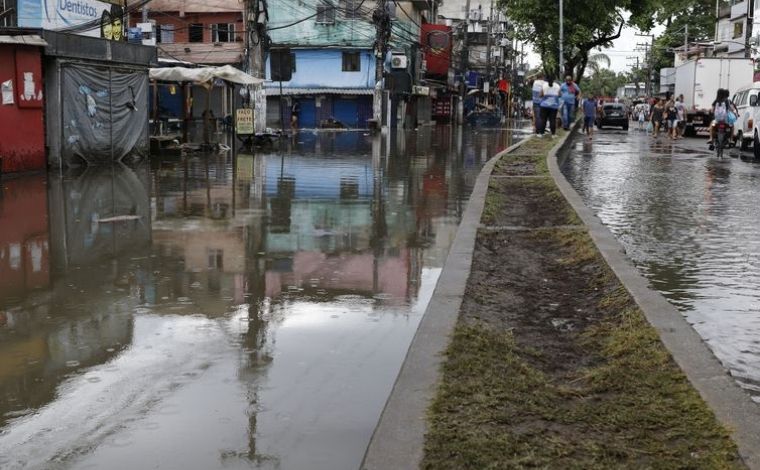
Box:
[0,126,527,469]
[562,130,760,400]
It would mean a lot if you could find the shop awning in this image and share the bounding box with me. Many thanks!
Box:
[149,65,265,86]
[0,35,47,46]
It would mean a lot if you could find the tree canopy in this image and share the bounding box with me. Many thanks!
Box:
[500,0,716,85]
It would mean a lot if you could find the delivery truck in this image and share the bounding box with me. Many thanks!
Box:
[674,57,754,136]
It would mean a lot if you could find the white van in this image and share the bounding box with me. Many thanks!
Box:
[731,83,760,150]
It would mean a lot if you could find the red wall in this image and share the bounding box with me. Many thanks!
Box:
[0,45,45,173]
[0,173,50,301]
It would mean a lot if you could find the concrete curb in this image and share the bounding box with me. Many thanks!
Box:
[361,133,537,470]
[548,127,760,469]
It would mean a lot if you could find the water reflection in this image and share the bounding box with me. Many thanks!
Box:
[0,126,525,469]
[562,131,760,401]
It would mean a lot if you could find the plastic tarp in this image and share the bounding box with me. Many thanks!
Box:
[149,65,265,86]
[62,65,149,165]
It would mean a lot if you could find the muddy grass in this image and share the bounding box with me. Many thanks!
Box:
[422,135,743,469]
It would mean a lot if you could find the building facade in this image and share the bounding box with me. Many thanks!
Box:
[265,0,432,129]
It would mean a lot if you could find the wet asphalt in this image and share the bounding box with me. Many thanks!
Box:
[563,126,760,400]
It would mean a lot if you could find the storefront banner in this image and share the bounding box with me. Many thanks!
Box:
[18,0,124,39]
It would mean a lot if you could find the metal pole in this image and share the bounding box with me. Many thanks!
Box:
[745,0,754,59]
[486,0,493,79]
[559,0,564,77]
[684,24,688,59]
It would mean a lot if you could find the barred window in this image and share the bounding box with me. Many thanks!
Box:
[344,0,360,19]
[316,3,336,24]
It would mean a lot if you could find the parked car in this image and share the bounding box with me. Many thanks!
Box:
[731,82,760,150]
[597,103,629,130]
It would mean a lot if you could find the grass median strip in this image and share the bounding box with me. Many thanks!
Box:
[422,135,742,469]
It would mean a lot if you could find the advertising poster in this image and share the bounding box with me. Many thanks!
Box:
[18,0,125,39]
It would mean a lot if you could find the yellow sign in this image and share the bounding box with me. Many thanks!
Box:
[236,108,254,135]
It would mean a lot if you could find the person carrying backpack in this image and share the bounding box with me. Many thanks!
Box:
[708,88,738,150]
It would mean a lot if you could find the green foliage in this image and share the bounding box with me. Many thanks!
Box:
[584,69,630,98]
[500,0,716,86]
[500,0,659,82]
[650,0,717,86]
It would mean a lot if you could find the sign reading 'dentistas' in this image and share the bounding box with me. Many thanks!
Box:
[18,0,126,39]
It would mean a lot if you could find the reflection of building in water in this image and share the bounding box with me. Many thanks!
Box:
[261,153,423,302]
[47,165,152,272]
[0,174,50,304]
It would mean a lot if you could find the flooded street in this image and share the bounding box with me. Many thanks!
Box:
[0,127,524,469]
[562,130,760,400]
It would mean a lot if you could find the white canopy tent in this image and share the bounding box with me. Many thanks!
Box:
[148,66,264,143]
[149,65,265,87]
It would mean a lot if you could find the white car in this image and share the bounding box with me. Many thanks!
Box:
[732,83,760,150]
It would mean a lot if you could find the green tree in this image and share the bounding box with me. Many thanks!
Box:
[500,0,659,84]
[583,69,629,97]
[650,0,717,88]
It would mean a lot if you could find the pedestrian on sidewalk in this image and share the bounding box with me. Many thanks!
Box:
[582,95,597,139]
[560,75,581,130]
[531,72,546,135]
[539,75,561,137]
[637,106,646,131]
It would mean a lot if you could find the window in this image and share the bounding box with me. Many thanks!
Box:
[733,21,743,39]
[344,0,360,19]
[189,23,204,42]
[207,249,223,270]
[316,3,336,24]
[212,23,236,43]
[342,52,360,71]
[157,24,175,44]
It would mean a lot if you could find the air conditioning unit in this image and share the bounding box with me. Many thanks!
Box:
[391,55,408,69]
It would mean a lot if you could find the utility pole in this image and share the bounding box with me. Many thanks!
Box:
[635,33,654,96]
[458,0,471,123]
[745,0,754,59]
[246,0,268,133]
[372,0,391,127]
[485,0,494,79]
[559,0,564,77]
[684,23,688,59]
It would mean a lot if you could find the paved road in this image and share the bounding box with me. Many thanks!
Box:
[563,128,760,401]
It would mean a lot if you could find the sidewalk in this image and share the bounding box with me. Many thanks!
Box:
[364,127,753,469]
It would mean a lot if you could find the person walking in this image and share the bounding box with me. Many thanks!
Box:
[666,99,678,139]
[539,75,561,137]
[291,100,301,130]
[649,98,664,138]
[637,105,646,131]
[674,95,685,139]
[531,72,546,134]
[582,95,597,139]
[560,75,581,129]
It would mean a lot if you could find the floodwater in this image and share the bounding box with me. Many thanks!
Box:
[0,126,525,470]
[562,130,760,400]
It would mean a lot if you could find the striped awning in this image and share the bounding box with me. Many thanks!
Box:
[265,87,373,96]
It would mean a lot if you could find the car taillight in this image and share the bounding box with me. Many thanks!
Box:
[749,118,754,130]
